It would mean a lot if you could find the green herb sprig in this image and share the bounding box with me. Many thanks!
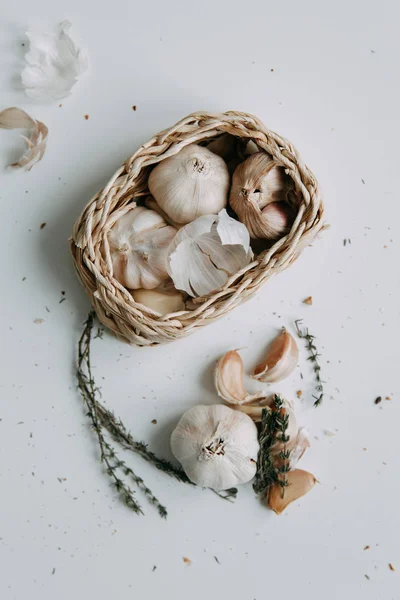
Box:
[77,312,237,517]
[295,320,325,407]
[253,395,291,498]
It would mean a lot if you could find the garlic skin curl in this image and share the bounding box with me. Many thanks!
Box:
[107,206,177,290]
[230,153,294,240]
[215,349,267,405]
[148,144,230,224]
[253,329,299,383]
[168,209,253,298]
[171,404,259,490]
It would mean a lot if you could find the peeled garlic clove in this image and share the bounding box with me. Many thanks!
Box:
[168,209,253,298]
[267,469,317,514]
[229,153,295,240]
[148,144,230,225]
[171,404,259,490]
[215,350,267,405]
[253,329,298,383]
[132,288,185,316]
[107,206,177,290]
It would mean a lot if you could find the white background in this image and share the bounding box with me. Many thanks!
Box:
[0,1,399,599]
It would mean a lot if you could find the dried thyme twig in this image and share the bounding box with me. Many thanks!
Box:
[295,320,325,407]
[77,312,237,516]
[253,395,291,498]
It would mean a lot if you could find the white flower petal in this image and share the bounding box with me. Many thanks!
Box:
[22,20,88,101]
[0,107,48,170]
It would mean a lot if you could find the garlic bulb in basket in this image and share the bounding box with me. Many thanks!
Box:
[168,209,253,297]
[170,404,259,490]
[107,206,177,289]
[148,144,230,224]
[230,153,295,240]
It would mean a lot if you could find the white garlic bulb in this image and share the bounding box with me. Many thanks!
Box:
[107,206,177,289]
[168,209,253,297]
[230,153,294,240]
[171,404,259,490]
[148,144,230,224]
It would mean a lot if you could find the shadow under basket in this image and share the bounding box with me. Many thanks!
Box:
[71,110,325,346]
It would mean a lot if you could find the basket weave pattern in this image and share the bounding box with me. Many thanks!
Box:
[71,111,324,346]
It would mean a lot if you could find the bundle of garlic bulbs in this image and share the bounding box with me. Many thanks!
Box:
[107,141,296,313]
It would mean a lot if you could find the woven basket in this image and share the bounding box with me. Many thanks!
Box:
[71,111,324,346]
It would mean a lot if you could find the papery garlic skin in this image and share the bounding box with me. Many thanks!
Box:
[171,404,259,490]
[148,144,230,224]
[132,288,185,316]
[168,209,253,298]
[22,21,88,101]
[253,329,298,383]
[230,153,294,240]
[0,107,48,170]
[107,207,177,290]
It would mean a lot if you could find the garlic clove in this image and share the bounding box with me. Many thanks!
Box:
[253,329,298,383]
[288,428,310,468]
[168,209,253,298]
[267,469,317,514]
[233,401,271,421]
[215,349,267,405]
[229,153,295,240]
[132,288,185,316]
[148,144,230,225]
[107,206,177,290]
[170,404,259,490]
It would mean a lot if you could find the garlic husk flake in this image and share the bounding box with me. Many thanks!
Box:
[215,349,267,405]
[168,209,253,297]
[0,107,48,170]
[267,469,317,514]
[22,20,88,101]
[148,144,230,225]
[170,404,259,490]
[107,206,177,289]
[253,329,299,383]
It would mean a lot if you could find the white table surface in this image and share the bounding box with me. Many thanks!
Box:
[1,1,399,599]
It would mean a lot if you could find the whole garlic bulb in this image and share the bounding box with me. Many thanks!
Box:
[107,206,177,289]
[168,209,253,297]
[171,404,259,490]
[230,153,294,240]
[148,144,230,224]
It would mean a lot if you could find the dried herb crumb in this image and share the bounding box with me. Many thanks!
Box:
[296,390,303,398]
[389,563,395,571]
[132,105,137,111]
[183,557,192,566]
[375,396,382,405]
[152,565,157,572]
[303,296,312,305]
[270,68,274,72]
[40,222,47,229]
[361,179,365,184]
[214,556,221,564]
[385,396,391,401]
[151,419,157,425]
[22,277,27,281]
[59,297,66,304]
[52,568,56,575]
[364,574,370,580]
[34,318,44,325]
[84,114,89,120]
[364,545,370,550]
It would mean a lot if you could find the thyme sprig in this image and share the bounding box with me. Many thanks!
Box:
[77,311,237,516]
[295,320,324,407]
[253,395,291,497]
